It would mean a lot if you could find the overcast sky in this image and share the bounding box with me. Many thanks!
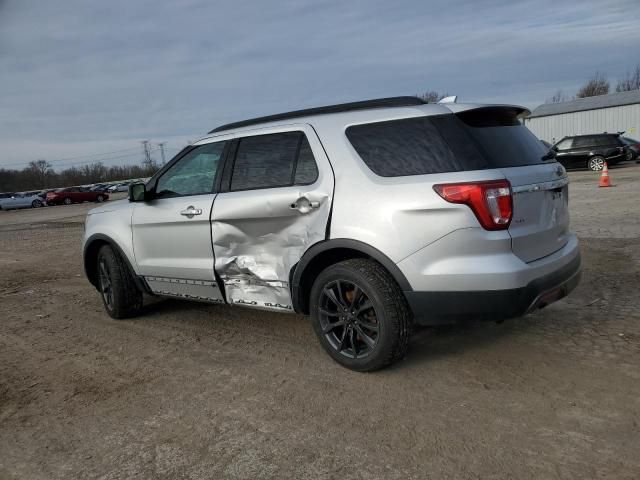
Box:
[1,0,639,169]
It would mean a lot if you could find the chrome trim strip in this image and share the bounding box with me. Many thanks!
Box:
[145,276,219,287]
[512,177,569,194]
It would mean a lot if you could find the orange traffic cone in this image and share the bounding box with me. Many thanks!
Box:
[599,162,612,187]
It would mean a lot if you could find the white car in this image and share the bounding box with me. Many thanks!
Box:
[108,183,130,193]
[0,191,46,210]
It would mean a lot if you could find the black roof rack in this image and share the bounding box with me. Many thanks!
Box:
[208,96,426,134]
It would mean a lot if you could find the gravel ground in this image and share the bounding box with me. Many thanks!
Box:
[1,167,639,479]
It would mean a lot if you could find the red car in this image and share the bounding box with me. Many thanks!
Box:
[46,187,109,205]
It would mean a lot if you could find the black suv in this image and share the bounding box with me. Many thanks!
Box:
[551,133,629,171]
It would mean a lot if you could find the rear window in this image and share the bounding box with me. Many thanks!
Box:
[346,108,548,177]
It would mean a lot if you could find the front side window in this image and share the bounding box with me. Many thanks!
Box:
[155,141,226,198]
[230,132,318,191]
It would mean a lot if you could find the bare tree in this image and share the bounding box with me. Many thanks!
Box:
[576,72,610,98]
[22,159,53,188]
[417,91,449,103]
[547,89,570,103]
[616,65,640,92]
[0,161,159,192]
[28,159,52,176]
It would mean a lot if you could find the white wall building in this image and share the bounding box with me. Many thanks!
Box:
[524,90,640,144]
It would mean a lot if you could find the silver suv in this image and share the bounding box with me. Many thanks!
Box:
[83,97,581,371]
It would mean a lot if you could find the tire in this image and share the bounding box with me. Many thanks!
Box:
[309,259,412,372]
[31,200,42,208]
[587,156,605,171]
[63,197,72,205]
[96,195,104,203]
[97,245,143,319]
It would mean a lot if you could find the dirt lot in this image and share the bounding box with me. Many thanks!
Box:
[1,167,639,479]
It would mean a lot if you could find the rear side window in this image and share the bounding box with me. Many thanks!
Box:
[294,137,319,184]
[346,109,548,177]
[573,136,595,148]
[230,132,318,191]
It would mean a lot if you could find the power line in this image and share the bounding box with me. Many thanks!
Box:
[158,142,166,165]
[141,140,153,168]
[2,145,179,170]
[2,146,141,168]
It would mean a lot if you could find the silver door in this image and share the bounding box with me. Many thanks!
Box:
[131,140,228,303]
[212,125,334,311]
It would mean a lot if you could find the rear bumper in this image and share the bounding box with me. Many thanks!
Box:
[405,252,581,325]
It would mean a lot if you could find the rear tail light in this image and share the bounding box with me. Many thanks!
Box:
[433,180,513,230]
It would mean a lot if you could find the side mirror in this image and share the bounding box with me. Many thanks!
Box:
[128,183,147,202]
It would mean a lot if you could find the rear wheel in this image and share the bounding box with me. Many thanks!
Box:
[310,259,412,372]
[587,156,605,171]
[96,195,104,203]
[31,200,42,208]
[63,197,72,205]
[97,245,143,319]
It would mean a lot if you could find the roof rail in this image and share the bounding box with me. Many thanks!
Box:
[208,96,426,134]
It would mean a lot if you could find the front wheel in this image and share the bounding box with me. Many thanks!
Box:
[587,156,605,171]
[96,195,104,203]
[63,197,72,205]
[97,245,143,319]
[310,259,412,372]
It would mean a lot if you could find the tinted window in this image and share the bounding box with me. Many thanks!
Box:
[155,141,225,198]
[294,136,319,184]
[346,111,546,177]
[573,136,595,148]
[456,110,548,168]
[231,132,318,191]
[555,138,573,150]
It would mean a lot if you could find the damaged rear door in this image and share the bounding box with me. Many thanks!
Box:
[212,124,334,311]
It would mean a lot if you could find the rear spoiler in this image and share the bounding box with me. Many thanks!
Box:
[443,103,531,120]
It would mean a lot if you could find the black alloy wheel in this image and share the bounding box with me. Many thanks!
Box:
[98,257,115,312]
[318,279,379,360]
[310,259,412,372]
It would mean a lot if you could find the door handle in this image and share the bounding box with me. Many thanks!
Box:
[180,206,203,218]
[290,197,320,214]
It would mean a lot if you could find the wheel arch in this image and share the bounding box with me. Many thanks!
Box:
[84,233,148,293]
[291,239,412,314]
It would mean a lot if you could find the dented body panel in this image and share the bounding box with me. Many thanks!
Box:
[211,123,334,311]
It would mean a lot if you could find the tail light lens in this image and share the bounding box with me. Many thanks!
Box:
[433,180,513,230]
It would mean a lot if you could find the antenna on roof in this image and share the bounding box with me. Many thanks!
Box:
[438,95,458,104]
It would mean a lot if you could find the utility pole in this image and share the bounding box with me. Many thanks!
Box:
[158,142,166,165]
[141,140,152,168]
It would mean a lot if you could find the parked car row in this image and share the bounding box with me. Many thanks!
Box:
[46,187,109,205]
[0,191,47,210]
[542,132,638,171]
[0,179,147,212]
